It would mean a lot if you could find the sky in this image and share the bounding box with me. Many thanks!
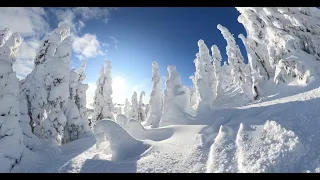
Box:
[0,7,247,107]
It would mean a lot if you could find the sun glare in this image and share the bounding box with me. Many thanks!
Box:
[112,76,128,104]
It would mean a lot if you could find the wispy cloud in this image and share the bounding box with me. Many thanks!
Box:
[51,7,114,35]
[72,33,106,60]
[109,36,119,44]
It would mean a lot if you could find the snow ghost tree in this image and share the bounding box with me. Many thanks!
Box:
[19,80,39,150]
[238,34,260,100]
[123,98,131,118]
[191,53,203,109]
[0,29,25,172]
[92,66,105,124]
[75,61,91,137]
[92,60,115,125]
[145,61,163,128]
[43,36,72,145]
[197,40,215,95]
[21,22,71,138]
[236,7,320,86]
[64,66,90,143]
[138,91,146,122]
[211,45,223,98]
[160,66,191,127]
[101,60,114,120]
[217,24,254,101]
[130,91,139,120]
[196,78,214,116]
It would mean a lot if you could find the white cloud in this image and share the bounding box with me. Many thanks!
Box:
[0,7,114,79]
[72,33,105,60]
[0,7,49,79]
[51,8,113,61]
[0,7,49,37]
[51,7,113,35]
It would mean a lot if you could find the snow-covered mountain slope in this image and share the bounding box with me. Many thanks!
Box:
[13,85,320,173]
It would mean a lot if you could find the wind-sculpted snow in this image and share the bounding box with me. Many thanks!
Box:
[115,114,129,129]
[206,121,304,173]
[126,119,173,141]
[94,120,150,161]
[206,125,237,173]
[235,121,304,173]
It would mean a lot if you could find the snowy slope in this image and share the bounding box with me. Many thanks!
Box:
[12,84,320,173]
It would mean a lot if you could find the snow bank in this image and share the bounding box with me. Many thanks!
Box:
[235,121,304,173]
[94,120,150,161]
[126,119,173,141]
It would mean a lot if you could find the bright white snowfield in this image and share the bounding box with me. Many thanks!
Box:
[2,7,320,173]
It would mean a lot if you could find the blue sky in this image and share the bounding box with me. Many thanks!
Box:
[1,7,247,106]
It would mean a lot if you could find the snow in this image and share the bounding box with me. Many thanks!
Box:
[0,29,24,172]
[94,120,150,161]
[145,61,163,128]
[2,7,320,173]
[126,119,173,141]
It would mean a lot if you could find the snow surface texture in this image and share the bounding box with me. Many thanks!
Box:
[126,119,173,141]
[11,86,320,172]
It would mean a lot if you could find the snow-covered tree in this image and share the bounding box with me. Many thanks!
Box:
[19,80,40,150]
[160,66,191,127]
[211,45,223,98]
[220,61,234,92]
[75,61,90,136]
[92,60,115,125]
[101,60,114,120]
[0,29,25,172]
[63,69,82,143]
[238,34,260,100]
[138,91,146,122]
[145,61,163,128]
[123,98,131,118]
[217,24,247,87]
[145,104,150,121]
[130,91,139,120]
[22,22,71,138]
[192,53,203,108]
[196,78,214,115]
[198,40,215,92]
[43,35,72,145]
[217,24,254,100]
[236,7,319,85]
[92,66,105,124]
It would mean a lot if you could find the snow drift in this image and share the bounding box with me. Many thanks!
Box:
[94,120,150,161]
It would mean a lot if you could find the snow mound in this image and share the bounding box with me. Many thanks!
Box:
[235,121,304,173]
[94,120,150,161]
[126,119,174,141]
[115,114,129,129]
[206,125,237,173]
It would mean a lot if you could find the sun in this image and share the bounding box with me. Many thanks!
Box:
[112,76,128,104]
